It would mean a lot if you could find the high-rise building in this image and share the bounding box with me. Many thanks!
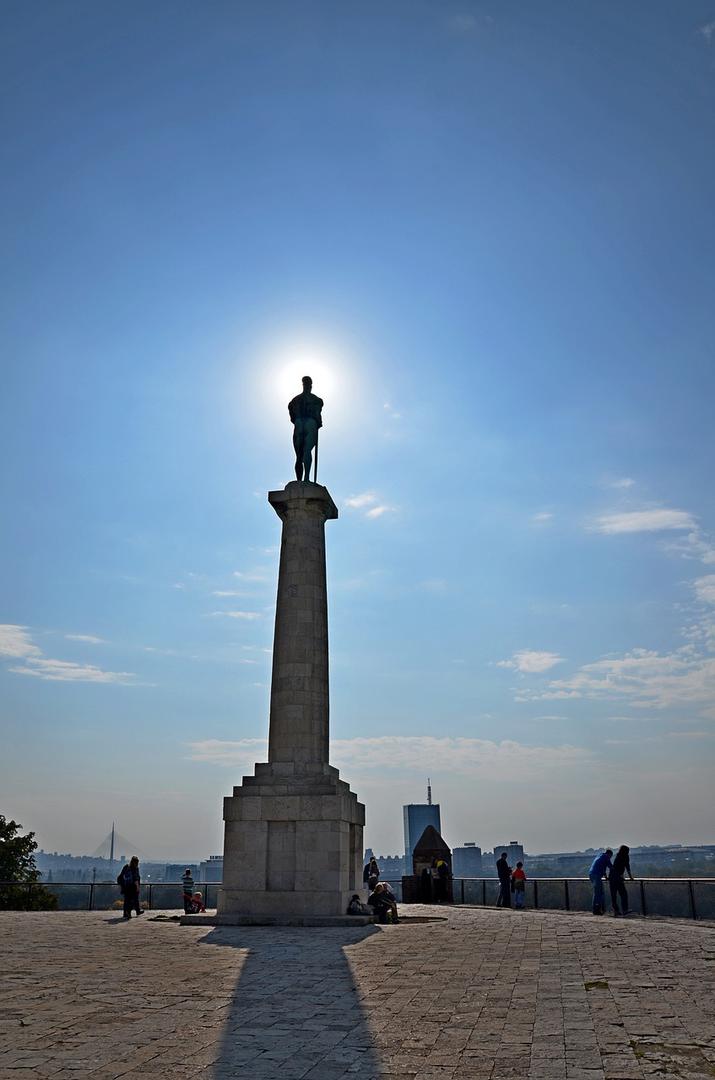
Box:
[490,841,525,869]
[403,780,441,865]
[200,855,224,883]
[452,843,483,877]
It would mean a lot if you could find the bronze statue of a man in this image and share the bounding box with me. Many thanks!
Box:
[288,375,323,482]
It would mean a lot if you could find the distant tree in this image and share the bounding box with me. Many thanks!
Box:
[0,815,57,910]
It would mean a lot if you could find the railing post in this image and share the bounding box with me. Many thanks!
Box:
[148,883,152,911]
[533,880,539,909]
[88,883,94,911]
[688,880,696,921]
[460,879,465,904]
[482,879,486,906]
[639,879,647,917]
[564,879,570,911]
[27,882,33,909]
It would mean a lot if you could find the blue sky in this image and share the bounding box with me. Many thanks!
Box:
[2,1,714,859]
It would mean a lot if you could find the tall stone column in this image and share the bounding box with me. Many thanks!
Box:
[267,483,337,769]
[210,481,367,925]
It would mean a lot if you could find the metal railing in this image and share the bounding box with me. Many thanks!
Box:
[0,881,221,912]
[379,876,715,920]
[2,877,713,920]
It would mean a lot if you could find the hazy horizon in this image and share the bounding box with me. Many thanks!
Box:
[2,2,714,859]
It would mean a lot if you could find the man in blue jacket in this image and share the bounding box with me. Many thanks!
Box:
[588,849,613,915]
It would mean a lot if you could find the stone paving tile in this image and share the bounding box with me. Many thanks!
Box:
[0,907,714,1078]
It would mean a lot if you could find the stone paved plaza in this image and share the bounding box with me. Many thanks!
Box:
[1,906,714,1079]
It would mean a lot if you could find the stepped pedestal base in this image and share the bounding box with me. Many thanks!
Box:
[217,761,365,920]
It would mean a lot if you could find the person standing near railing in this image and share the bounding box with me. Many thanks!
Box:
[609,845,635,917]
[181,868,195,915]
[496,852,512,909]
[511,862,527,909]
[118,856,143,919]
[588,849,613,915]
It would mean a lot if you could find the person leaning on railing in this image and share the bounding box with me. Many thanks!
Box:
[610,845,635,917]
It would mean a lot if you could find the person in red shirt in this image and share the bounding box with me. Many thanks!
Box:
[511,862,527,910]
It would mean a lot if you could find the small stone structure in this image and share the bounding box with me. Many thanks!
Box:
[185,481,367,925]
[402,825,453,904]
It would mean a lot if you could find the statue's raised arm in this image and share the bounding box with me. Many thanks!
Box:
[288,375,323,483]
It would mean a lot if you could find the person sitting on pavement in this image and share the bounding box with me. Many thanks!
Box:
[347,893,371,916]
[367,883,398,924]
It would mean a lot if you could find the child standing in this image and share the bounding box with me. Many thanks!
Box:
[511,862,527,910]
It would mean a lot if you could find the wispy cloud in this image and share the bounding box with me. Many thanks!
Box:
[447,13,494,34]
[603,476,635,490]
[208,610,261,620]
[497,650,564,674]
[344,491,396,519]
[666,531,715,566]
[10,658,135,683]
[233,570,268,583]
[0,624,41,659]
[65,633,106,645]
[187,735,589,776]
[383,402,402,420]
[700,19,715,44]
[694,575,715,605]
[592,508,696,534]
[344,491,378,509]
[211,590,249,597]
[531,511,553,525]
[517,646,715,717]
[1,624,135,683]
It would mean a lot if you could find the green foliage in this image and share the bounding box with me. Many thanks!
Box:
[0,815,57,911]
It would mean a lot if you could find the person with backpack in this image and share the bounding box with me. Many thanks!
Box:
[117,856,142,919]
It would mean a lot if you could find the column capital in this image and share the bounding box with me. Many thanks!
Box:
[268,481,338,522]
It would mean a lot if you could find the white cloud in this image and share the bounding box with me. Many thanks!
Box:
[344,492,378,509]
[0,626,135,683]
[592,508,696,534]
[497,650,564,674]
[605,477,635,490]
[700,19,715,44]
[344,492,396,519]
[531,511,553,524]
[0,625,42,659]
[211,590,248,597]
[65,633,106,645]
[208,611,261,620]
[694,575,715,605]
[187,735,589,776]
[383,403,402,420]
[9,658,135,684]
[665,530,715,565]
[519,646,715,717]
[233,570,268,582]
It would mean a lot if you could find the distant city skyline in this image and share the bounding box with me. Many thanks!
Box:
[2,3,714,858]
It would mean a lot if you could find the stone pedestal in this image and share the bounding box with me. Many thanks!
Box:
[214,482,366,924]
